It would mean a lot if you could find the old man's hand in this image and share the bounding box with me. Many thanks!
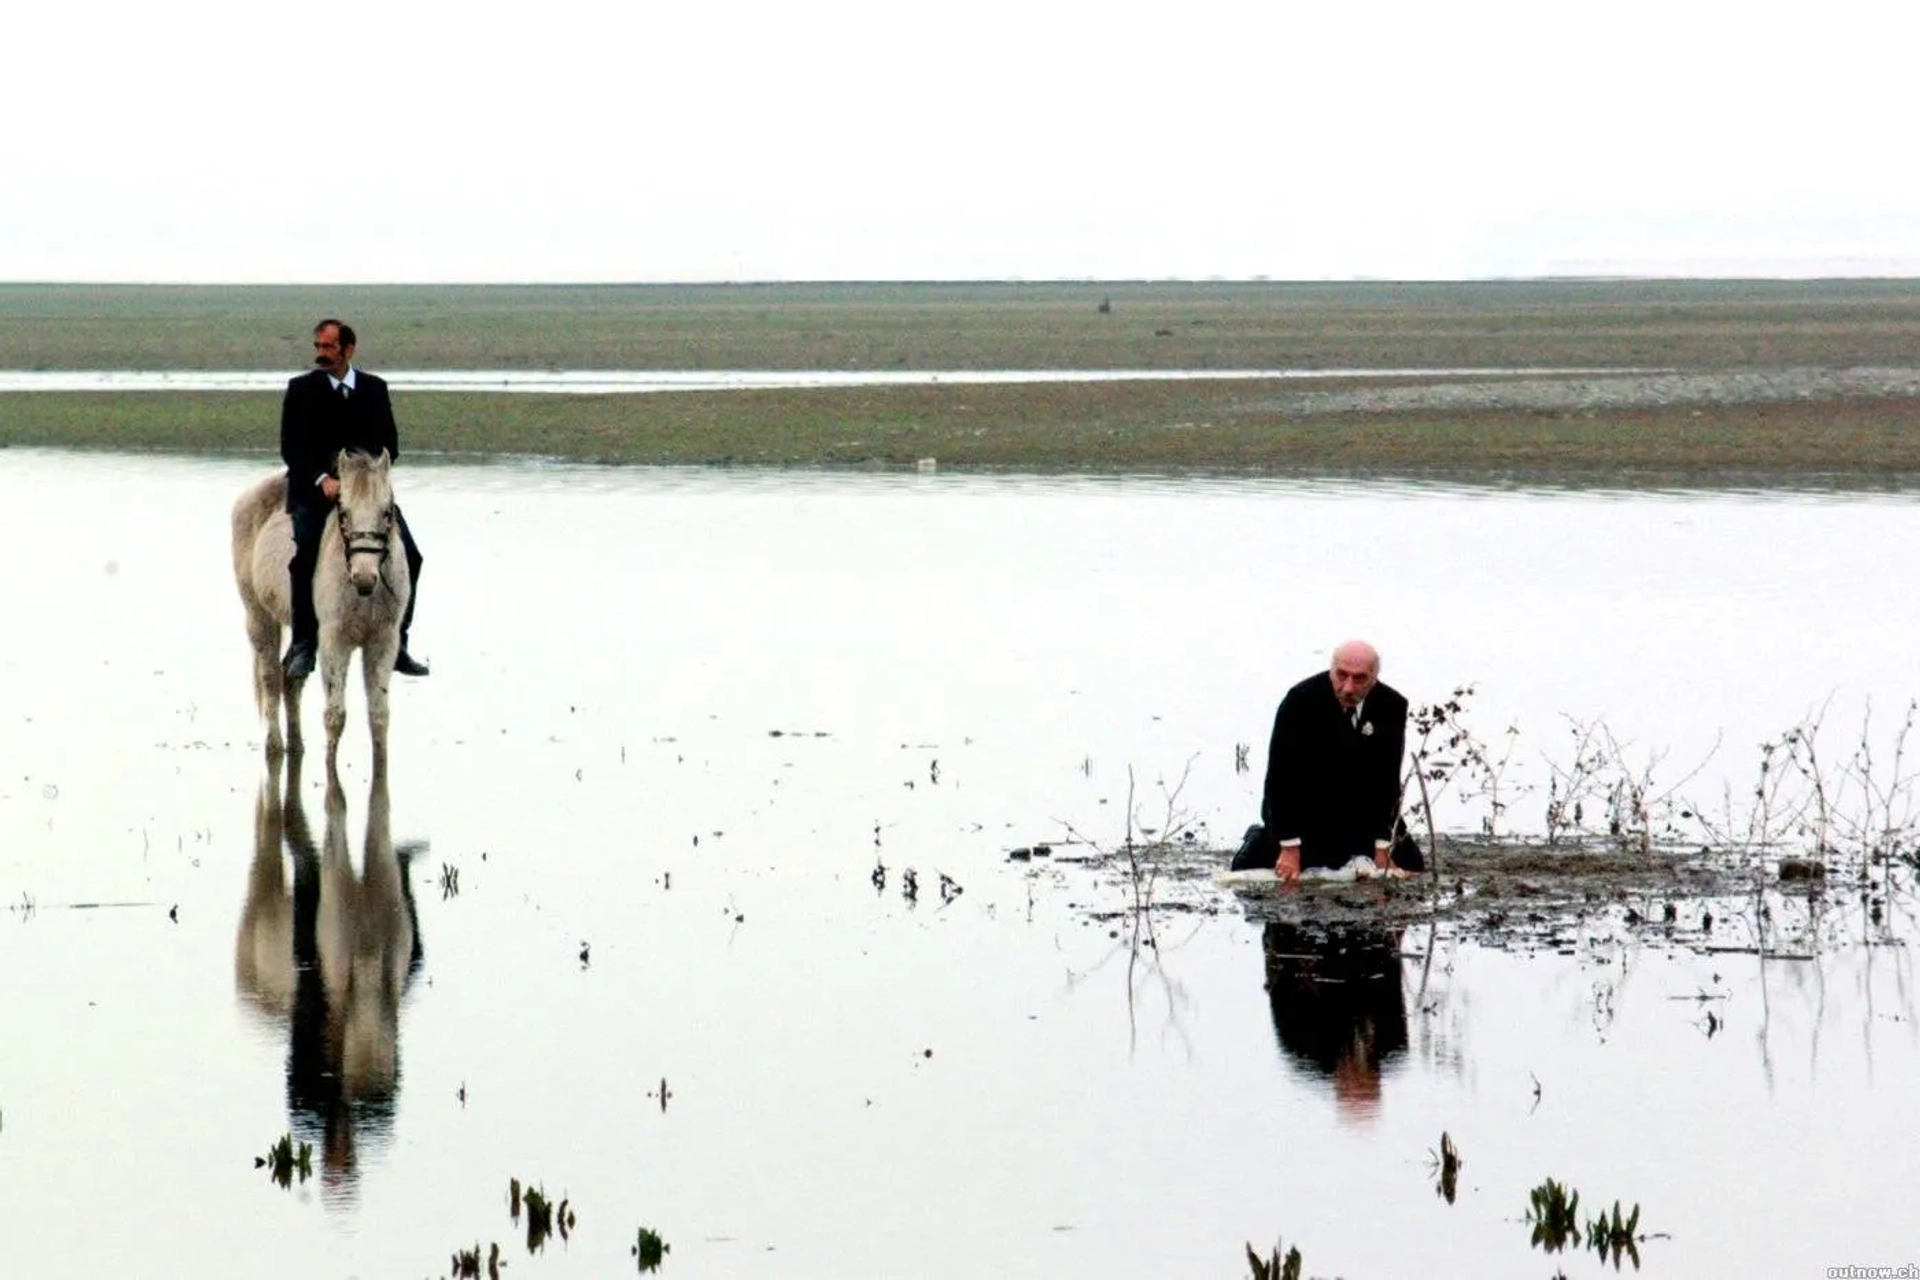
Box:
[1275,846,1302,882]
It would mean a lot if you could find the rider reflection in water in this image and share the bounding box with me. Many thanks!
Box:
[238,758,425,1197]
[1261,921,1409,1123]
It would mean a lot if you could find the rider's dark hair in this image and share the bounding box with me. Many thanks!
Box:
[314,318,357,349]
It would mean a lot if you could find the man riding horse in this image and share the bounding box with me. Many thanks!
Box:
[281,319,429,680]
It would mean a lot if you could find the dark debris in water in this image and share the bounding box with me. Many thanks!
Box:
[447,1242,504,1279]
[509,1178,576,1253]
[1430,1131,1461,1204]
[632,1226,670,1272]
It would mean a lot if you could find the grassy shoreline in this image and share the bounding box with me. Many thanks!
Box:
[7,384,1919,483]
[5,280,1917,481]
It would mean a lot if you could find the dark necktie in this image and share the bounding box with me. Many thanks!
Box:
[339,383,350,400]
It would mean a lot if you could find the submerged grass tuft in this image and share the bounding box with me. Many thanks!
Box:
[1244,1237,1302,1280]
[1527,1179,1650,1268]
[255,1133,313,1188]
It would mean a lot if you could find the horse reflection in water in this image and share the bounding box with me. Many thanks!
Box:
[235,754,424,1200]
[1262,922,1409,1124]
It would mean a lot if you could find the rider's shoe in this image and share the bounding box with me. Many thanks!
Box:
[393,649,430,678]
[283,640,317,681]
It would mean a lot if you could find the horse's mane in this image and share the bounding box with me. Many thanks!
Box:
[336,450,392,508]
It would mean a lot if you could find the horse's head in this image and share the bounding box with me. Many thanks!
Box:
[334,450,397,598]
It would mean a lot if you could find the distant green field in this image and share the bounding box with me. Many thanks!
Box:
[3,281,1918,480]
[5,279,1920,371]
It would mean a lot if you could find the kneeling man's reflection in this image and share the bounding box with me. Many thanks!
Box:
[1262,921,1408,1123]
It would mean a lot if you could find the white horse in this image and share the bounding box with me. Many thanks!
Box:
[232,451,412,764]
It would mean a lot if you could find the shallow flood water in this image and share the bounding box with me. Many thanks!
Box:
[0,449,1916,1279]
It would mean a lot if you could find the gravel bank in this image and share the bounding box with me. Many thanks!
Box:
[1256,365,1920,418]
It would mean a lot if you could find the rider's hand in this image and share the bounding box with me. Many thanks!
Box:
[1275,846,1302,882]
[320,476,341,500]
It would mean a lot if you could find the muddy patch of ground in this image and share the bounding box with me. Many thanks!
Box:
[1055,839,1875,955]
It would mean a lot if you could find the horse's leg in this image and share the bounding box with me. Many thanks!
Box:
[285,673,307,756]
[245,606,285,758]
[363,629,399,769]
[320,634,351,769]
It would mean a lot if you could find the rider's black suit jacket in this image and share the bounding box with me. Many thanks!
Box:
[280,368,400,513]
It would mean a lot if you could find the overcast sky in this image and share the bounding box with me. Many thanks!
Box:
[6,0,1915,283]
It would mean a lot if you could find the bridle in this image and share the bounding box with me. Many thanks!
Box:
[337,499,397,575]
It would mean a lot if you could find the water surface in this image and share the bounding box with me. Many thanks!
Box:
[0,451,1914,1279]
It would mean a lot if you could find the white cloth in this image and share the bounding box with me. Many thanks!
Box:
[1214,856,1393,886]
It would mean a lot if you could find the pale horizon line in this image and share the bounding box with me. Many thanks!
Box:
[4,272,1920,290]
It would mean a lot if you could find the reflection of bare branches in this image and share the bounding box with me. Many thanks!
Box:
[1405,922,1470,1081]
[1126,914,1204,1059]
[1057,756,1204,1056]
[1053,918,1202,1059]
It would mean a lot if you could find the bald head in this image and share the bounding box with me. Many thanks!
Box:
[1328,639,1380,710]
